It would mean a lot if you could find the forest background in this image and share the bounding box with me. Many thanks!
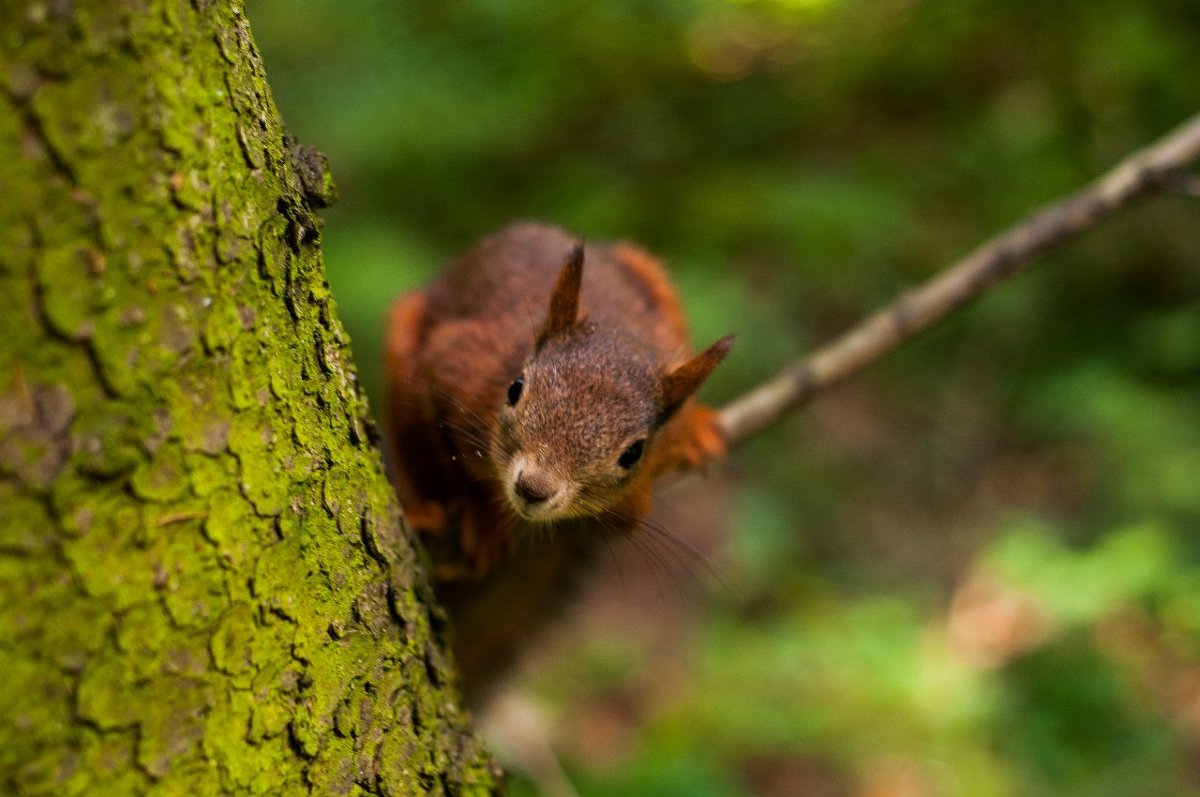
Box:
[248,1,1200,795]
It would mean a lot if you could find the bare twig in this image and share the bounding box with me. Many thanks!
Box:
[717,111,1200,447]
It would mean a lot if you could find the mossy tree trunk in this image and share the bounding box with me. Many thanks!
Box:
[0,2,498,794]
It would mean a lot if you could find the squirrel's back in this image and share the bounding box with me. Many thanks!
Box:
[422,221,691,366]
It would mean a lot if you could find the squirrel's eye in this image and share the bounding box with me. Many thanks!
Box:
[617,439,645,469]
[506,375,525,406]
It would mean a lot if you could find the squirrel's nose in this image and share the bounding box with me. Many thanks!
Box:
[514,470,557,505]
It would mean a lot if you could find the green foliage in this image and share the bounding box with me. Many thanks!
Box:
[249,0,1200,793]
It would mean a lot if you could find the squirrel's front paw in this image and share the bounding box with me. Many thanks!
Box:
[680,405,726,471]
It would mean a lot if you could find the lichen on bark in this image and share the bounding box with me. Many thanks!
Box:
[0,1,499,794]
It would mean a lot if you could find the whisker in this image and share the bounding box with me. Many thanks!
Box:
[597,492,735,599]
[595,522,628,593]
[598,511,683,602]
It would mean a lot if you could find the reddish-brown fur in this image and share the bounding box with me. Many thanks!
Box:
[385,221,731,579]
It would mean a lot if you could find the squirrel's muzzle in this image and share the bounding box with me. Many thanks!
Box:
[514,469,557,505]
[506,458,572,521]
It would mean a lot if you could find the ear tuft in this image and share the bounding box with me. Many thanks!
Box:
[538,242,585,346]
[659,335,734,423]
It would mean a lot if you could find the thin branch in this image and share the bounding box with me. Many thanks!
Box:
[717,110,1200,448]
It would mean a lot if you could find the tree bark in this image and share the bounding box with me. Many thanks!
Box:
[0,2,498,794]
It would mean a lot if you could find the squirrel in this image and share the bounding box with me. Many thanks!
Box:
[384,221,732,698]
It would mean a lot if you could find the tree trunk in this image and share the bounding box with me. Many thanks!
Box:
[0,2,499,794]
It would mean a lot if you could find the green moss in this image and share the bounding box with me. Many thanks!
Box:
[135,676,210,779]
[36,245,102,341]
[80,732,143,797]
[228,411,289,516]
[248,667,298,742]
[202,488,249,546]
[39,587,112,671]
[157,533,229,629]
[0,487,54,554]
[69,399,151,478]
[208,602,258,680]
[205,692,296,793]
[62,501,157,609]
[229,335,272,411]
[187,452,233,497]
[113,603,174,676]
[308,734,358,795]
[201,296,245,353]
[0,656,73,771]
[131,442,190,503]
[77,654,140,731]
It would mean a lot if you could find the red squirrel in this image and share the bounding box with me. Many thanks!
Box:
[385,222,731,696]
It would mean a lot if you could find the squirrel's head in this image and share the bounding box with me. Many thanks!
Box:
[491,243,732,523]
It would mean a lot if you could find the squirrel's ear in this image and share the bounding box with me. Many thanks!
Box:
[659,335,734,423]
[538,242,585,346]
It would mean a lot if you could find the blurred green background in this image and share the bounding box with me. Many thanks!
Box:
[248,0,1200,794]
